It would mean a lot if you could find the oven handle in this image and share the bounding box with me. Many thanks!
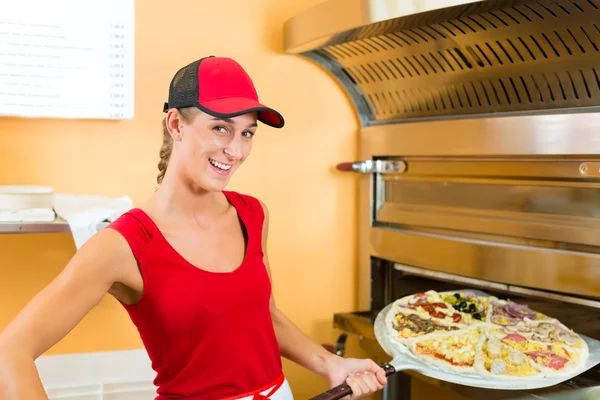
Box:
[336,160,407,174]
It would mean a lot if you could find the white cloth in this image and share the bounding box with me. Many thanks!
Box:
[0,208,55,222]
[235,378,294,400]
[53,194,134,250]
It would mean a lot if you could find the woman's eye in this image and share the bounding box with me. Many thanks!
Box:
[242,131,255,139]
[214,126,228,134]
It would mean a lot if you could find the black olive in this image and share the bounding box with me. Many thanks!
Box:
[473,313,482,320]
[457,301,467,310]
[454,293,461,299]
[468,303,477,313]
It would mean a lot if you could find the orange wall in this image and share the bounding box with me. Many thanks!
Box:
[0,1,360,398]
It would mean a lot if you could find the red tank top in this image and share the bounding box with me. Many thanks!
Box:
[107,191,283,399]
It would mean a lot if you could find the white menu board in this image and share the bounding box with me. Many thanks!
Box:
[0,0,135,120]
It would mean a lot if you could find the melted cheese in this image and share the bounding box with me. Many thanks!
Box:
[400,328,418,338]
[550,343,577,361]
[417,330,479,365]
[502,337,547,354]
[482,343,541,377]
[493,316,514,325]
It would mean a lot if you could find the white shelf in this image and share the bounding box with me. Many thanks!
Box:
[0,219,108,234]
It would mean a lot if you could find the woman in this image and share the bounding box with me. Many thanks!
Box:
[0,56,387,399]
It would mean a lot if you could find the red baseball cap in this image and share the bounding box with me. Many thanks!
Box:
[163,56,285,128]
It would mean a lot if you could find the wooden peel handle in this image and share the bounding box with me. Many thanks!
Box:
[307,363,396,400]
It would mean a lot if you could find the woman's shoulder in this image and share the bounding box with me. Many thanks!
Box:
[106,208,156,258]
[224,190,267,221]
[109,208,155,232]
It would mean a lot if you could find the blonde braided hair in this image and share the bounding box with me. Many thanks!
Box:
[156,108,195,185]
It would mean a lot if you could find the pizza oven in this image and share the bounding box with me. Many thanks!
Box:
[284,1,600,399]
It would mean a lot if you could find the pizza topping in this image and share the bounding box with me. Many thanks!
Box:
[526,351,569,370]
[415,330,479,367]
[445,294,485,315]
[406,302,458,321]
[532,323,552,339]
[418,303,448,319]
[559,332,580,346]
[503,333,528,343]
[452,313,462,323]
[491,300,543,325]
[549,343,577,361]
[393,313,459,336]
[408,292,429,306]
[491,315,519,326]
[503,321,582,345]
[422,302,447,310]
[508,351,527,366]
[505,301,537,320]
[443,294,460,306]
[487,338,503,358]
[490,360,507,375]
[548,355,569,370]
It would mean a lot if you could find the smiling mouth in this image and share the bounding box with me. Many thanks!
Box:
[209,158,232,171]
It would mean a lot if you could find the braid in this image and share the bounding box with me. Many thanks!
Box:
[156,118,172,185]
[156,108,195,186]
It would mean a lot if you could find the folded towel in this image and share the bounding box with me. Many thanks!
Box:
[0,208,56,222]
[53,194,134,250]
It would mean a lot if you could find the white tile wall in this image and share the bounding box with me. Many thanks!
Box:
[35,349,157,400]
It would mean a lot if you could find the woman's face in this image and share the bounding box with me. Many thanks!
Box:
[170,108,257,192]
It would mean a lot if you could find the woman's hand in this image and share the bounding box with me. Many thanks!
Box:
[324,355,387,399]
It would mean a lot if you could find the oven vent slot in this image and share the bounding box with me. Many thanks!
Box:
[285,0,600,126]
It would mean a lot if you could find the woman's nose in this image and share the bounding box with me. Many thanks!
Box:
[224,141,243,160]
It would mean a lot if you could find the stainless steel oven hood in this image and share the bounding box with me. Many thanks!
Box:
[284,0,488,53]
[284,0,600,126]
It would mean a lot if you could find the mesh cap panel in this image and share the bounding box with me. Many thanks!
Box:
[163,59,202,111]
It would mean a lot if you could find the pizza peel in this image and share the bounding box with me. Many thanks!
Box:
[309,291,600,400]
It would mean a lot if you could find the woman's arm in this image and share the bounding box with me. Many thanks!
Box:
[0,229,138,399]
[258,201,386,398]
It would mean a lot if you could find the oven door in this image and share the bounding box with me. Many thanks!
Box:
[369,155,600,299]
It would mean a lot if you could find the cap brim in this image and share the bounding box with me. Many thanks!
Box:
[196,97,285,128]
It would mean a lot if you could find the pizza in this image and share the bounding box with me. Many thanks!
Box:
[385,290,589,380]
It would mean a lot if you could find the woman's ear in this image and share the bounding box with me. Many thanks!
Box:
[165,109,184,141]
